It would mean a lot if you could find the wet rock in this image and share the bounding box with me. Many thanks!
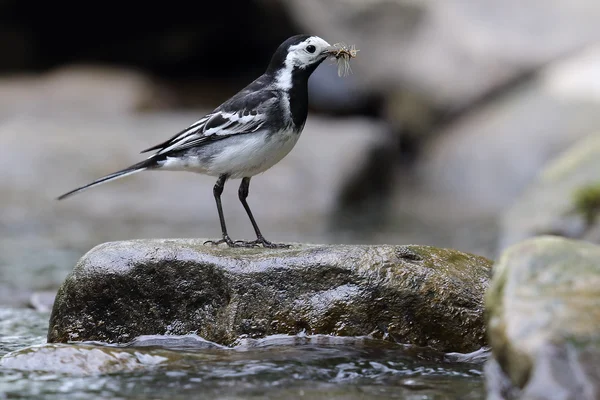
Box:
[47,240,492,352]
[0,344,171,375]
[485,236,600,399]
[498,132,600,254]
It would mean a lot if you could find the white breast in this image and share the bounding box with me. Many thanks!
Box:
[214,129,301,178]
[161,129,301,179]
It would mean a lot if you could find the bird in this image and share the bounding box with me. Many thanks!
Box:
[57,34,345,248]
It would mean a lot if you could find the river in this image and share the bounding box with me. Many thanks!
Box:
[0,307,488,399]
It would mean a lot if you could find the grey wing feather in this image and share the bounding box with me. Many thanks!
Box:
[139,115,211,154]
[142,90,277,156]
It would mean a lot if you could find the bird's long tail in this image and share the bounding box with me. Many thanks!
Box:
[57,158,158,200]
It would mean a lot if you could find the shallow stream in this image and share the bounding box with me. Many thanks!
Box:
[0,308,487,400]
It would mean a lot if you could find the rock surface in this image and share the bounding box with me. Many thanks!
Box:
[47,240,492,353]
[499,132,600,254]
[485,236,600,399]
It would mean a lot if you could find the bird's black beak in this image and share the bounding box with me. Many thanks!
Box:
[323,46,339,57]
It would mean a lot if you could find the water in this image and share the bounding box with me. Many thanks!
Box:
[0,307,487,400]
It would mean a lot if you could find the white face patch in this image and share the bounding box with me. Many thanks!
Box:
[286,36,332,68]
[275,36,331,90]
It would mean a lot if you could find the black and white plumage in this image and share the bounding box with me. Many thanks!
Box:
[58,34,342,248]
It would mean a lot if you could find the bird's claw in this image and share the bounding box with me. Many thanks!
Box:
[262,241,291,249]
[204,236,237,247]
[233,240,260,248]
[235,238,291,249]
[204,236,291,249]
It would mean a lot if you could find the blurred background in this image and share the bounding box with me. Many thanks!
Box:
[2,0,600,309]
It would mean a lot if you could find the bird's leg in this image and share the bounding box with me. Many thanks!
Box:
[234,177,291,249]
[204,175,237,247]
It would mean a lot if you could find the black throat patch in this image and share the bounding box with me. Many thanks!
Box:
[287,61,324,129]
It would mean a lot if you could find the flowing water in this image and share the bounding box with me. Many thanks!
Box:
[0,307,488,400]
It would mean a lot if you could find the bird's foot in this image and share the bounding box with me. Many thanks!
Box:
[234,237,291,249]
[232,240,261,248]
[204,235,238,248]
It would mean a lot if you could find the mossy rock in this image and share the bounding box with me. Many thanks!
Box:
[572,182,600,226]
[486,235,600,399]
[47,239,492,353]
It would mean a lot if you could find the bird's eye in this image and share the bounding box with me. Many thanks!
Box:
[306,45,316,53]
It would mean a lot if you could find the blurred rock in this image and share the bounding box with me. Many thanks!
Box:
[48,239,492,352]
[485,236,600,399]
[0,65,172,117]
[283,0,600,109]
[484,358,525,400]
[330,44,600,259]
[414,44,600,215]
[28,291,56,313]
[308,64,380,116]
[498,132,600,254]
[297,6,600,259]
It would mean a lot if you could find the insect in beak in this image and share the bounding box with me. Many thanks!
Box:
[324,43,359,77]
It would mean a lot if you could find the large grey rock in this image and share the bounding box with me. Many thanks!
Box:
[499,132,600,254]
[413,45,600,215]
[485,236,600,399]
[0,65,168,118]
[47,240,492,353]
[283,0,600,108]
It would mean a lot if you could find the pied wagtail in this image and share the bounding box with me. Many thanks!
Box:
[58,34,347,248]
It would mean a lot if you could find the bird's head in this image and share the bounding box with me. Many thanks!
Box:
[267,34,338,89]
